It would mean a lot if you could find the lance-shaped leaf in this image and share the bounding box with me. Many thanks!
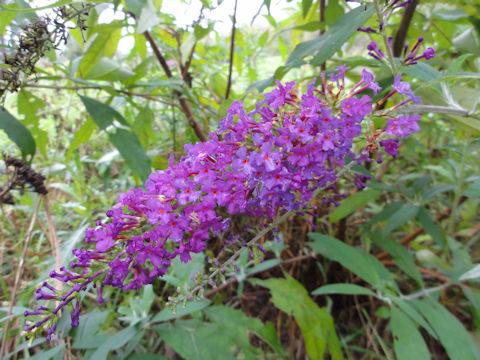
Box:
[0,106,36,161]
[79,96,151,181]
[253,5,374,91]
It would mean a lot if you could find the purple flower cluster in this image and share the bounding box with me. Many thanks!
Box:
[24,67,421,340]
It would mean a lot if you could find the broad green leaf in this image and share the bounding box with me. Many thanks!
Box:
[0,107,36,161]
[17,90,47,156]
[412,298,480,360]
[78,22,122,77]
[204,306,285,358]
[0,0,74,12]
[136,0,160,34]
[66,118,96,162]
[417,207,444,246]
[421,184,456,202]
[330,189,379,222]
[84,58,135,81]
[79,96,151,181]
[108,128,152,182]
[127,354,168,360]
[155,319,236,360]
[91,326,139,359]
[459,264,480,281]
[464,179,480,198]
[150,299,210,323]
[369,231,423,286]
[364,201,403,228]
[302,0,313,18]
[309,233,397,291]
[390,306,430,360]
[382,204,419,235]
[256,5,374,90]
[29,345,65,360]
[250,275,343,360]
[73,310,111,347]
[324,0,344,24]
[312,283,375,296]
[0,5,16,35]
[389,297,436,339]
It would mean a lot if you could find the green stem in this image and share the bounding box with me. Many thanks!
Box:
[373,0,397,74]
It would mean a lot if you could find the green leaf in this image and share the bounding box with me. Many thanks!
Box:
[382,204,419,235]
[330,189,379,222]
[0,5,17,35]
[155,319,236,360]
[390,306,430,360]
[302,0,313,18]
[91,326,140,359]
[308,233,397,291]
[412,298,480,360]
[250,275,343,360]
[84,58,135,81]
[368,231,423,286]
[66,118,96,162]
[256,5,374,90]
[79,96,151,181]
[151,299,210,323]
[108,128,152,182]
[0,107,36,161]
[204,306,285,358]
[78,22,123,77]
[417,207,444,246]
[312,283,375,296]
[464,179,480,198]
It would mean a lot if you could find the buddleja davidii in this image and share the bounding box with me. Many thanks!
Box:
[23,61,427,341]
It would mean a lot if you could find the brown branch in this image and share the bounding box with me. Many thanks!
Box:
[144,31,207,142]
[225,0,238,100]
[392,0,419,57]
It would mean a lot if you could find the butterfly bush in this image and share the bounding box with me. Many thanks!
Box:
[24,65,424,340]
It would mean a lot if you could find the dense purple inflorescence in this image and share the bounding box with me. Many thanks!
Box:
[24,66,421,340]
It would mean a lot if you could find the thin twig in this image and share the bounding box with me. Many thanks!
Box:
[144,31,207,142]
[225,0,238,100]
[0,197,41,358]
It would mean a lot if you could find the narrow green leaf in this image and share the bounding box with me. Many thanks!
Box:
[256,5,374,90]
[156,319,236,360]
[308,233,397,291]
[390,306,430,360]
[382,204,419,235]
[204,306,285,358]
[108,128,151,182]
[66,118,96,162]
[0,107,36,160]
[464,179,480,198]
[79,96,151,181]
[302,0,313,18]
[250,275,343,360]
[78,23,122,77]
[91,326,139,359]
[417,207,444,246]
[330,189,379,222]
[369,231,423,286]
[312,283,375,296]
[412,298,480,360]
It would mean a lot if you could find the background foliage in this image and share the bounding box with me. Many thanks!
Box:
[1,0,480,359]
